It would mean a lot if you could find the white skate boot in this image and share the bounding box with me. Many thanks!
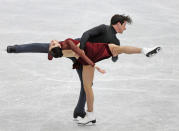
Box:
[78,111,96,125]
[143,46,161,57]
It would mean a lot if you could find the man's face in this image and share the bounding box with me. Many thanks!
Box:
[116,21,127,33]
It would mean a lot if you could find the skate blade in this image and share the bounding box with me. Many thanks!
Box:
[147,47,162,57]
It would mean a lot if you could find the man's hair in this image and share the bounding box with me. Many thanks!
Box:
[50,47,63,58]
[110,14,132,25]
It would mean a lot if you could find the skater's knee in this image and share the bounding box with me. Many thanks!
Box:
[83,83,92,90]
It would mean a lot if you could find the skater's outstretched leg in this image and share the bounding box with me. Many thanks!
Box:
[7,43,49,53]
[108,44,161,57]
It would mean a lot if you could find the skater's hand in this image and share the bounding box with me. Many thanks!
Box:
[95,66,106,74]
[111,47,118,57]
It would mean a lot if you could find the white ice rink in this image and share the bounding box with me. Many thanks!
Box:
[0,0,179,131]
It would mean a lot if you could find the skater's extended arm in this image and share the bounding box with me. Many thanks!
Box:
[64,39,95,67]
[65,39,106,74]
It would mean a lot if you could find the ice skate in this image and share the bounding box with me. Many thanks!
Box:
[143,46,161,57]
[73,110,86,119]
[78,111,96,125]
[7,45,16,53]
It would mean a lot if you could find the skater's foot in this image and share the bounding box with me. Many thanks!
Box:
[143,46,161,57]
[73,110,86,119]
[7,46,16,53]
[78,111,96,125]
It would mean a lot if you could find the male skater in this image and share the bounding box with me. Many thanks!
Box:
[73,14,132,120]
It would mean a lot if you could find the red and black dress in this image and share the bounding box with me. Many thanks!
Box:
[48,38,112,69]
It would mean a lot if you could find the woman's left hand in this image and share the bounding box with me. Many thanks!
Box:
[95,66,106,74]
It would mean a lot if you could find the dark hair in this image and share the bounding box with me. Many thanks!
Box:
[50,47,63,58]
[110,14,132,25]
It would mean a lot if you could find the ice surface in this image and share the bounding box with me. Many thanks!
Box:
[0,0,179,131]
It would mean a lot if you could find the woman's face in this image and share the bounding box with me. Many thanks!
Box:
[49,40,61,51]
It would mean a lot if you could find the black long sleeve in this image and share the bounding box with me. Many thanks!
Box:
[80,24,106,50]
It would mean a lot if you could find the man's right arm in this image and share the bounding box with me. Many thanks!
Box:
[80,24,106,50]
[111,38,120,62]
